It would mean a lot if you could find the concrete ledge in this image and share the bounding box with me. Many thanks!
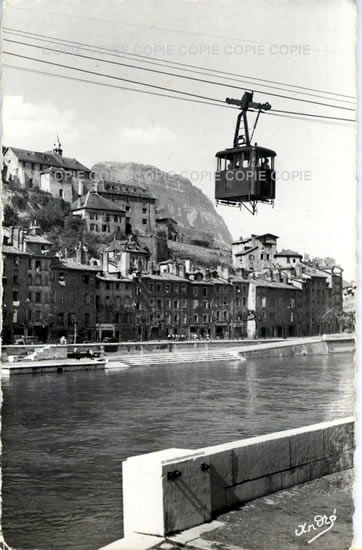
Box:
[119,417,354,542]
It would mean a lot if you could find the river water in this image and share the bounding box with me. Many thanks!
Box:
[1,353,355,550]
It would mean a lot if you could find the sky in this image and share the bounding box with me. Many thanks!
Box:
[1,0,357,279]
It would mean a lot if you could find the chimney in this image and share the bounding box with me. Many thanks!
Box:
[30,220,41,236]
[81,245,89,265]
[102,251,109,273]
[76,242,82,263]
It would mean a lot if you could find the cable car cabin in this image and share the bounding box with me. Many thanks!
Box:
[215,146,276,210]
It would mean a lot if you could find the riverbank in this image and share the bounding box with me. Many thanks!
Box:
[2,335,354,375]
[109,469,351,550]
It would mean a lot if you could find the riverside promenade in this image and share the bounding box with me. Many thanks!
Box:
[1,334,355,375]
[100,417,354,550]
[102,469,353,550]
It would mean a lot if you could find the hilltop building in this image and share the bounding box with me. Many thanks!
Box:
[2,138,91,198]
[96,179,157,235]
[71,191,126,236]
[232,233,279,271]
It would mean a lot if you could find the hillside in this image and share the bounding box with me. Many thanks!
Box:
[92,162,232,248]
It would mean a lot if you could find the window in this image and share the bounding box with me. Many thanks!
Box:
[85,313,90,326]
[13,275,19,285]
[174,300,179,309]
[36,310,41,321]
[262,297,267,307]
[90,213,98,220]
[290,312,294,322]
[149,283,154,292]
[57,312,64,325]
[165,298,171,308]
[203,314,208,323]
[90,224,95,231]
[261,253,264,260]
[235,285,240,294]
[270,312,275,321]
[203,287,207,297]
[59,189,63,198]
[266,254,270,260]
[142,207,147,213]
[203,300,208,309]
[157,299,162,310]
[105,214,110,222]
[13,290,19,301]
[290,298,295,309]
[249,254,255,260]
[142,219,147,225]
[35,260,41,271]
[223,311,228,320]
[165,284,170,293]
[35,292,41,303]
[106,282,110,290]
[236,297,241,306]
[35,274,41,285]
[182,299,187,309]
[181,284,187,293]
[194,314,199,323]
[82,275,90,284]
[157,284,162,292]
[102,225,108,232]
[84,294,91,305]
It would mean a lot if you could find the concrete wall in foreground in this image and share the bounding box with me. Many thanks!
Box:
[122,417,354,538]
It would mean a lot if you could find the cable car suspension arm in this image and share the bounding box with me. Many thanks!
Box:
[226,92,271,147]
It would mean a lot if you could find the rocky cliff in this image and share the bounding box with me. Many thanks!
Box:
[91,162,232,248]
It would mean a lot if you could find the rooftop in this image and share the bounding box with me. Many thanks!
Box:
[97,180,155,200]
[5,146,91,173]
[275,249,303,258]
[105,238,150,255]
[234,246,258,257]
[2,245,30,256]
[71,192,126,213]
[53,258,100,272]
[25,234,53,245]
[141,273,189,282]
[250,279,300,290]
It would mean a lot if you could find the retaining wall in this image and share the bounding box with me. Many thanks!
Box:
[1,334,354,362]
[122,417,354,538]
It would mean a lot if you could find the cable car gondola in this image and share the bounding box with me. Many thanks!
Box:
[215,91,276,215]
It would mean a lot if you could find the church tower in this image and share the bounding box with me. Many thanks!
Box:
[53,133,63,156]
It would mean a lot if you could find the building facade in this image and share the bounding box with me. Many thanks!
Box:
[71,191,126,236]
[96,180,157,235]
[2,140,91,193]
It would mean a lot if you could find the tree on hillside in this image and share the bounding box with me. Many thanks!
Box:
[3,204,19,226]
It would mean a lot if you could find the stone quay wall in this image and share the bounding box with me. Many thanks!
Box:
[1,334,355,363]
[122,417,354,539]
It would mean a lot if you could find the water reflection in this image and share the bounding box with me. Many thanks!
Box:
[1,353,355,550]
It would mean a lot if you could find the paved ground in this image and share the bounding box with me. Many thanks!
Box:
[159,470,353,550]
